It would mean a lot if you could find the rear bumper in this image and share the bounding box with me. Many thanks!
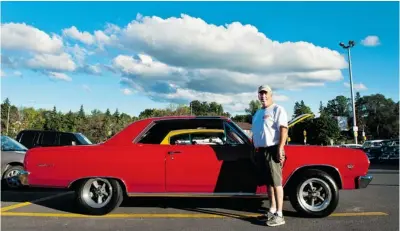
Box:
[356,175,373,189]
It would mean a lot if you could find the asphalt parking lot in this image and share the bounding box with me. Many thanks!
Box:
[1,165,399,231]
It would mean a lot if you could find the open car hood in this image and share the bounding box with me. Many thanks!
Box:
[288,113,315,128]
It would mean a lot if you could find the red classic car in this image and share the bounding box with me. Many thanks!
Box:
[18,116,372,217]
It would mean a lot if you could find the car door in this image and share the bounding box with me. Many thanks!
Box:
[165,132,223,193]
[165,121,260,195]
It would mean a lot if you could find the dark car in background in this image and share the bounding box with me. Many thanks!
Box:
[15,130,93,149]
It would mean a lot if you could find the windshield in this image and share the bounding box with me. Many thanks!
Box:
[363,141,383,148]
[75,133,93,145]
[1,135,28,152]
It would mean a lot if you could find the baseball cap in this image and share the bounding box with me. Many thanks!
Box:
[258,85,272,93]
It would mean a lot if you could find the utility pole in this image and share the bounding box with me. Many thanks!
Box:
[339,40,358,144]
[6,105,10,135]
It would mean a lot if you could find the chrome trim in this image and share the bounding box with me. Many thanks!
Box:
[127,192,268,198]
[132,121,156,144]
[356,175,373,189]
[283,164,343,189]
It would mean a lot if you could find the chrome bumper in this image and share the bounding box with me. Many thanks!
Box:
[356,175,373,189]
[17,170,29,186]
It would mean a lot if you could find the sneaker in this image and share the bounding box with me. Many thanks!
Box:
[266,215,285,226]
[257,211,275,221]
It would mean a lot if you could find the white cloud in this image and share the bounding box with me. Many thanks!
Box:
[113,54,186,81]
[26,53,76,72]
[62,26,95,45]
[62,25,119,49]
[361,36,380,47]
[1,14,352,113]
[48,72,72,81]
[1,70,6,77]
[110,14,350,112]
[119,14,347,75]
[1,22,63,54]
[344,82,368,91]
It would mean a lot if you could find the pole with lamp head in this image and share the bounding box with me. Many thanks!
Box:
[339,40,358,144]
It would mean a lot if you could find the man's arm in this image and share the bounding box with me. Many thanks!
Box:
[279,126,288,149]
[277,106,289,162]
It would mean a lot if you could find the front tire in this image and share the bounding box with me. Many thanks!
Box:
[75,178,123,215]
[2,165,25,190]
[288,169,339,218]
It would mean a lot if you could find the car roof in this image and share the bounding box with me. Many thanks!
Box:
[18,130,81,135]
[139,116,230,123]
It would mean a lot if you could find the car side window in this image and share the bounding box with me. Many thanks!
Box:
[170,134,191,145]
[224,123,245,145]
[19,131,37,149]
[40,132,57,146]
[59,133,77,146]
[190,132,225,145]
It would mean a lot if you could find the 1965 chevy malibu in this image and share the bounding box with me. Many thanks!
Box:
[18,116,372,217]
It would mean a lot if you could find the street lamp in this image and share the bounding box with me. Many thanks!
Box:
[339,40,358,144]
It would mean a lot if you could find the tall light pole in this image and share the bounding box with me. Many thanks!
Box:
[339,40,358,144]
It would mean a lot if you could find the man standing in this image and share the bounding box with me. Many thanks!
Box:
[251,85,288,227]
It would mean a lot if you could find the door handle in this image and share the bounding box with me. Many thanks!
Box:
[168,151,181,155]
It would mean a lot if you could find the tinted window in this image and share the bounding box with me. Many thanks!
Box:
[19,131,37,148]
[40,132,57,146]
[59,133,77,145]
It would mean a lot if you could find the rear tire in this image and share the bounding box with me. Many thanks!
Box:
[288,169,339,218]
[75,178,123,215]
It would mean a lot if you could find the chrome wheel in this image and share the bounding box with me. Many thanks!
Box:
[5,168,23,188]
[298,178,332,212]
[81,178,113,208]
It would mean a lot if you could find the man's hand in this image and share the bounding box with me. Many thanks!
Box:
[278,146,285,164]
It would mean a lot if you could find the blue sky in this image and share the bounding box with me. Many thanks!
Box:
[1,1,399,119]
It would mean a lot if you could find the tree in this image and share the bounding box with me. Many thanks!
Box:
[358,94,399,139]
[293,100,313,118]
[245,100,261,116]
[324,95,350,117]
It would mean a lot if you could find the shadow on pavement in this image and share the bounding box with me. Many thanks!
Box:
[1,187,70,203]
[1,189,302,220]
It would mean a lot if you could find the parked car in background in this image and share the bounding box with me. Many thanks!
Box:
[1,135,27,189]
[363,139,385,161]
[378,140,399,163]
[340,144,363,150]
[18,116,372,218]
[15,130,93,149]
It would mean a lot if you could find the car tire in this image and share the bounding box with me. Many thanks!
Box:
[288,169,339,218]
[75,178,124,215]
[2,165,24,190]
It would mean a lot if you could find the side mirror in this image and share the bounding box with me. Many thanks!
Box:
[71,141,76,146]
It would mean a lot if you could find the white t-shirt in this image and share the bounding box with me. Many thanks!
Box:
[251,103,288,148]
